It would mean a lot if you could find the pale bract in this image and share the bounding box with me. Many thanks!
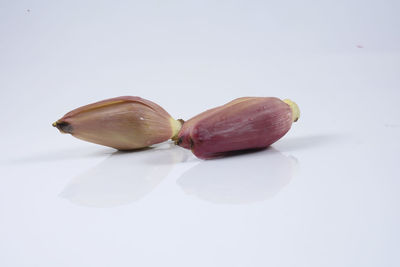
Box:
[53,96,182,150]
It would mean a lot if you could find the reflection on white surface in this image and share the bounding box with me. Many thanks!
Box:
[60,143,188,207]
[177,147,297,204]
[274,134,347,152]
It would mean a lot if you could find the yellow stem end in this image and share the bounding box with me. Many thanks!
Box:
[283,99,300,122]
[170,118,184,141]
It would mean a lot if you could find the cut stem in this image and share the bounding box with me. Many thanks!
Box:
[170,119,184,141]
[283,99,300,122]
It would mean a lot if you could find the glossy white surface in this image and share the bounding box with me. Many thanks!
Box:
[1,1,399,266]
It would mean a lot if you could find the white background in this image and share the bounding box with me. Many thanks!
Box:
[1,1,399,266]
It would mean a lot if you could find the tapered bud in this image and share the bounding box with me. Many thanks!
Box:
[176,97,300,159]
[53,96,183,150]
